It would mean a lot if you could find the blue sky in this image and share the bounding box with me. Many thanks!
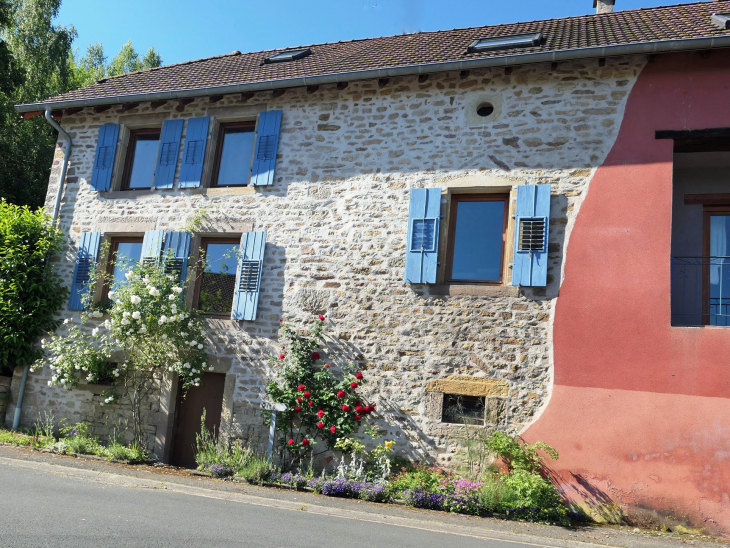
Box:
[59,0,694,66]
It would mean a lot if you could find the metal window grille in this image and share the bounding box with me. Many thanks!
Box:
[238,260,261,292]
[95,146,113,169]
[184,140,204,164]
[256,135,276,161]
[410,219,437,252]
[518,217,546,252]
[158,142,177,166]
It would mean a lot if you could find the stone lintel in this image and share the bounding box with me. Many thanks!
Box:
[425,376,509,397]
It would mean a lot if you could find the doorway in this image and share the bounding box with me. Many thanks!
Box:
[169,372,226,468]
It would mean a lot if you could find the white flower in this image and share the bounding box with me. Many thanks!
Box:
[60,378,66,385]
[47,381,52,386]
[181,332,188,337]
[121,318,130,326]
[100,402,105,406]
[92,328,99,336]
[139,325,147,333]
[104,320,112,330]
[91,310,103,318]
[75,365,80,370]
[108,291,115,299]
[143,277,150,283]
[149,287,160,297]
[63,318,70,325]
[172,286,182,294]
[188,321,194,328]
[87,374,94,382]
[51,376,57,382]
[168,367,174,372]
[132,311,141,320]
[208,366,214,371]
[184,362,191,369]
[123,311,130,318]
[161,334,167,339]
[194,382,200,387]
[170,304,177,313]
[168,294,175,301]
[197,344,203,350]
[130,295,141,305]
[190,340,197,346]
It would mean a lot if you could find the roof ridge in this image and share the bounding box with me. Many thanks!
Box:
[90,0,730,87]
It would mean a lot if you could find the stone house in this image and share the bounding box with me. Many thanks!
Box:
[8,0,730,535]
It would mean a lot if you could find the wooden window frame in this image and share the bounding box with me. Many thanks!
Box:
[701,204,730,325]
[101,236,144,302]
[120,128,161,191]
[445,193,509,285]
[192,237,241,318]
[210,121,256,188]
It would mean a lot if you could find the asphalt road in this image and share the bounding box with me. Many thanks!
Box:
[0,458,577,548]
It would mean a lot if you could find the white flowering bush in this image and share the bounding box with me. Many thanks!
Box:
[35,253,210,444]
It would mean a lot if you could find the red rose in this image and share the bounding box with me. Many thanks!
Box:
[317,422,325,429]
[355,400,361,406]
[330,426,336,434]
[308,400,314,406]
[303,391,311,398]
[337,390,345,398]
[355,415,361,421]
[294,406,301,413]
[318,315,325,321]
[325,364,330,368]
[312,352,320,360]
[364,405,374,413]
[355,406,364,414]
[297,385,306,391]
[350,382,358,389]
[297,397,303,403]
[288,439,294,445]
[279,319,283,322]
[342,404,350,412]
[279,354,285,360]
[302,438,310,446]
[355,372,363,380]
[317,410,325,418]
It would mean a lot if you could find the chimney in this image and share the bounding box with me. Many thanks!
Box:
[593,0,615,13]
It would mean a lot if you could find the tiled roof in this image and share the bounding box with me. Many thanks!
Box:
[20,1,730,108]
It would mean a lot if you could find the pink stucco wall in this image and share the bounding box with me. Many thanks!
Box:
[525,50,730,535]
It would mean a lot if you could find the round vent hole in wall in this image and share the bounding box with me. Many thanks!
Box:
[476,102,495,117]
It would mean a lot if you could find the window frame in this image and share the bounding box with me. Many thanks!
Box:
[101,236,144,302]
[441,393,486,426]
[444,193,510,285]
[192,236,241,318]
[120,128,162,191]
[210,121,257,188]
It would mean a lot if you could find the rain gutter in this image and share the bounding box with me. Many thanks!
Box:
[11,107,72,430]
[13,35,730,113]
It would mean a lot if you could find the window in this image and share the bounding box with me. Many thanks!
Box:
[122,128,161,190]
[193,238,240,315]
[467,32,542,53]
[103,237,143,301]
[211,122,256,187]
[446,194,509,284]
[442,394,486,426]
[264,48,311,63]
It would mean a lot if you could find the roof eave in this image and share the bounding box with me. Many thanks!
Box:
[14,35,730,113]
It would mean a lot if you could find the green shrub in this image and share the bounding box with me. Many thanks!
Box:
[0,200,67,377]
[237,456,275,485]
[484,431,558,473]
[500,470,569,525]
[388,464,447,494]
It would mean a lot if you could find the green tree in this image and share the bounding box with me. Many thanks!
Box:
[0,200,67,377]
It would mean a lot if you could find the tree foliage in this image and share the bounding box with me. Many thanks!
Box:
[0,199,67,376]
[0,0,163,208]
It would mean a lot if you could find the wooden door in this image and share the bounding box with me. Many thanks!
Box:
[170,372,225,469]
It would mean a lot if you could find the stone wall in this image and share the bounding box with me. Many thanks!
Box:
[9,55,645,466]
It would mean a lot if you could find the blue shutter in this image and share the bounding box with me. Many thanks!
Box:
[250,110,282,186]
[232,231,266,321]
[141,230,164,264]
[90,124,119,191]
[179,117,210,188]
[162,231,191,285]
[68,232,101,310]
[153,119,184,189]
[404,188,441,284]
[512,184,551,287]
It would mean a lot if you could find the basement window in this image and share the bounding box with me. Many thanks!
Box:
[442,394,486,426]
[264,48,312,64]
[467,32,542,53]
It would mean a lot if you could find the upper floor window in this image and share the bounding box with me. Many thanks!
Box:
[193,237,240,316]
[446,194,509,284]
[103,236,143,300]
[122,128,161,190]
[211,121,256,187]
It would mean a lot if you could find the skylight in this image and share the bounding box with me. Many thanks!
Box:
[711,13,730,30]
[264,48,312,64]
[467,32,542,54]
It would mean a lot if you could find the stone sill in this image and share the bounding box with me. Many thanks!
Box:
[99,186,256,200]
[423,284,519,297]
